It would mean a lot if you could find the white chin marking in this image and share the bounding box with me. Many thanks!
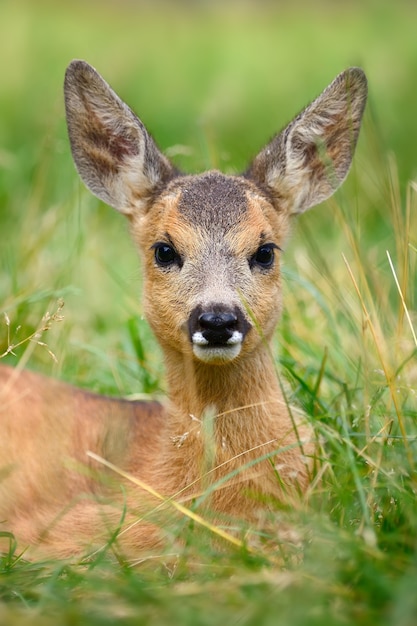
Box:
[192,331,243,363]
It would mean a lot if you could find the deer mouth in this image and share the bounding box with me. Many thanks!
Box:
[192,336,243,363]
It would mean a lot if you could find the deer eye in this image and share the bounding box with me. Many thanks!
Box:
[152,243,182,268]
[249,243,279,270]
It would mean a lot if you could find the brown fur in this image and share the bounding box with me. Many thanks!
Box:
[0,61,367,559]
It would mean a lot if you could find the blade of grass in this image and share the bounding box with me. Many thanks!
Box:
[386,250,417,349]
[87,451,246,551]
[342,254,413,467]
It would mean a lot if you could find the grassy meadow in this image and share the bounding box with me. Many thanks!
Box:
[1,1,417,624]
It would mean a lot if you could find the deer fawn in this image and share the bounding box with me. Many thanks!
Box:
[0,61,367,559]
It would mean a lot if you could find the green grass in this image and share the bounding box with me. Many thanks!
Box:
[1,0,417,624]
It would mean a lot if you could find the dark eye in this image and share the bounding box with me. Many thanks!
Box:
[250,244,278,269]
[152,243,181,267]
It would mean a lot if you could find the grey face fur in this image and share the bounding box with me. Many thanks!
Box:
[175,172,251,229]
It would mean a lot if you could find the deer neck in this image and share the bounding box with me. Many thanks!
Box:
[151,343,311,507]
[163,344,288,456]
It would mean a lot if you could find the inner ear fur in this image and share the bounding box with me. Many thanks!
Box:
[245,68,368,214]
[64,60,176,214]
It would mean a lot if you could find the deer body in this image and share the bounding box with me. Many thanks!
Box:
[0,62,367,558]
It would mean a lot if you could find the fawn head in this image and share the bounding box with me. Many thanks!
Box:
[64,61,367,365]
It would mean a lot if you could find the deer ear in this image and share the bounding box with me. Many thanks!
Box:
[64,60,176,215]
[246,68,367,214]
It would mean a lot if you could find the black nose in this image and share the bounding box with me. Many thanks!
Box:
[198,311,238,345]
[199,311,237,330]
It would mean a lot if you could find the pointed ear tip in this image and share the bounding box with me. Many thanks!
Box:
[344,67,368,94]
[65,59,96,84]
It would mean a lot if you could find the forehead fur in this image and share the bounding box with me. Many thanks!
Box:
[171,171,256,229]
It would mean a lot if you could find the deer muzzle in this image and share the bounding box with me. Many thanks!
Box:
[188,305,251,364]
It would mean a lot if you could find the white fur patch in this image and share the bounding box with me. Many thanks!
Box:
[193,343,242,363]
[192,330,243,347]
[191,333,243,364]
[226,331,243,345]
[192,332,209,346]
